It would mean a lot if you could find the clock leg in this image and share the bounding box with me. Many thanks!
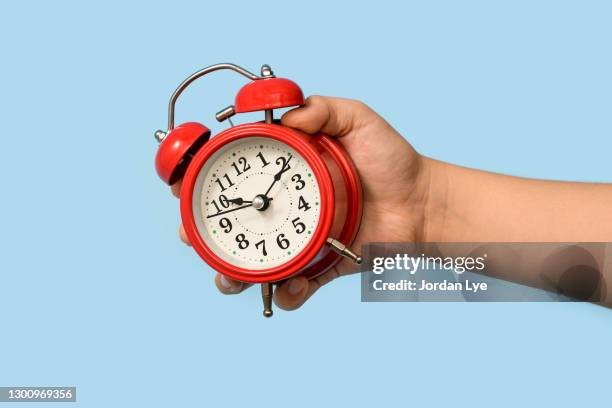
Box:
[327,238,363,264]
[261,283,274,317]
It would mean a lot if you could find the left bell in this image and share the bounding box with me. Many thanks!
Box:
[154,122,211,185]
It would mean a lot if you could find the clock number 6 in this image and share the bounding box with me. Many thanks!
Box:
[276,233,290,250]
[235,233,249,249]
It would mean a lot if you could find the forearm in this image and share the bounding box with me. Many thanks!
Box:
[420,158,612,305]
[424,158,612,242]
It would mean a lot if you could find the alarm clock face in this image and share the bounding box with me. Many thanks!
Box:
[192,137,321,270]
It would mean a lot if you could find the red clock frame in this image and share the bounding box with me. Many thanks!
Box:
[180,122,362,284]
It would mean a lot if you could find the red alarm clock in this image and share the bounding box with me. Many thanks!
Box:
[154,63,362,317]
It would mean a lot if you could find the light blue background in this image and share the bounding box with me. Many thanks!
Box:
[1,1,611,406]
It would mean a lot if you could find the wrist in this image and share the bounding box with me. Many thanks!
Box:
[420,157,453,242]
[420,159,509,242]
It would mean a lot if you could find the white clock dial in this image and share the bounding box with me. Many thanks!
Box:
[192,137,321,270]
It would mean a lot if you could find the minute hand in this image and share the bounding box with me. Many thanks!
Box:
[206,203,252,219]
[263,155,293,197]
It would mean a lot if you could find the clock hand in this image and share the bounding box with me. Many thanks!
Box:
[263,154,293,197]
[228,198,252,205]
[206,203,252,219]
[207,198,274,218]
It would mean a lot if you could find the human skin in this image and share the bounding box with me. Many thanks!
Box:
[172,96,612,309]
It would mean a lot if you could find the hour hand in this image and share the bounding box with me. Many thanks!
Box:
[229,196,273,206]
[228,197,251,205]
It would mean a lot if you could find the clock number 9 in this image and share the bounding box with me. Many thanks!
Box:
[291,174,305,190]
[235,233,249,249]
[276,233,290,250]
[219,217,232,233]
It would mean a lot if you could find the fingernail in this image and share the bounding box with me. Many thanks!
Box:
[287,279,304,296]
[220,276,240,292]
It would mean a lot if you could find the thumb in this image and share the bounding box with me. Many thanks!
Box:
[281,96,374,137]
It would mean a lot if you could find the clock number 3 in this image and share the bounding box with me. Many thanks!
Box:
[291,174,306,190]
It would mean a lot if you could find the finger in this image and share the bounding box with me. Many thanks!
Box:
[178,224,191,246]
[171,179,183,198]
[214,273,252,295]
[273,276,309,310]
[273,268,340,310]
[281,96,373,137]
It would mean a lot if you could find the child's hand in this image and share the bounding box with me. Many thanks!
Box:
[173,96,433,310]
[272,97,431,309]
[174,96,612,309]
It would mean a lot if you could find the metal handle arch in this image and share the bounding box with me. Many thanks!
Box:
[166,63,260,131]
